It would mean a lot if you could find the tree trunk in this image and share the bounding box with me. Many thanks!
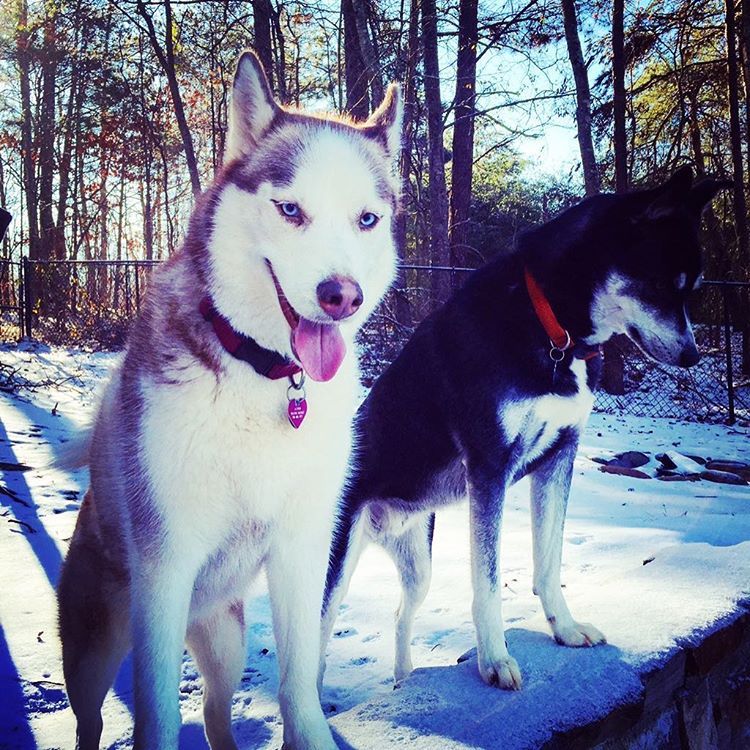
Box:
[421,0,451,305]
[37,7,59,262]
[612,0,627,193]
[17,0,39,260]
[54,0,87,261]
[561,0,600,196]
[739,0,750,190]
[449,0,478,274]
[54,64,78,259]
[0,159,9,260]
[726,0,750,375]
[71,128,81,261]
[157,139,174,256]
[726,0,749,257]
[270,1,287,103]
[352,0,384,108]
[688,90,725,268]
[137,35,154,261]
[209,35,218,172]
[253,0,275,89]
[137,0,201,197]
[342,0,370,119]
[393,0,420,329]
[144,159,154,261]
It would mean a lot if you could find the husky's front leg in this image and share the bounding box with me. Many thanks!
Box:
[529,430,606,648]
[267,513,337,750]
[131,550,200,750]
[467,462,522,690]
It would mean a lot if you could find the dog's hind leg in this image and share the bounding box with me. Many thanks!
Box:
[318,507,368,692]
[59,498,131,750]
[376,511,435,682]
[186,600,246,750]
[529,430,606,648]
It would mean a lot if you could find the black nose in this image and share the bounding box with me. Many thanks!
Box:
[316,277,364,320]
[678,345,700,368]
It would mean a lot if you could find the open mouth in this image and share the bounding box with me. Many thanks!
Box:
[265,259,347,383]
[266,259,301,330]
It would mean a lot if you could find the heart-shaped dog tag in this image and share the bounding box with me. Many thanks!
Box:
[288,398,308,429]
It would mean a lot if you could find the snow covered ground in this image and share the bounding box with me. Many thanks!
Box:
[0,344,749,750]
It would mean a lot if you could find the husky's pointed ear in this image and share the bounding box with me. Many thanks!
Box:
[224,50,280,163]
[361,83,403,166]
[645,165,695,220]
[687,177,732,216]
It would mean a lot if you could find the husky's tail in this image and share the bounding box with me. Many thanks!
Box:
[52,361,121,471]
[54,427,92,470]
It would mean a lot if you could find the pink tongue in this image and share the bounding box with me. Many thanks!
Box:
[292,318,346,382]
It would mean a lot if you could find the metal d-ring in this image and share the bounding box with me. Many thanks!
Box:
[287,371,306,401]
[549,330,572,362]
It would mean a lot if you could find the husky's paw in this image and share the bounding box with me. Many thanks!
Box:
[478,654,522,690]
[553,621,606,648]
[394,658,413,684]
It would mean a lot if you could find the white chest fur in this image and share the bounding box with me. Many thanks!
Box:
[138,355,358,552]
[499,358,594,470]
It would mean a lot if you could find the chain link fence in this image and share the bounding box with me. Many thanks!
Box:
[2,258,748,424]
[18,259,160,349]
[0,260,23,342]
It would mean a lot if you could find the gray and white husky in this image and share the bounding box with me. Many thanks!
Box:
[57,50,401,750]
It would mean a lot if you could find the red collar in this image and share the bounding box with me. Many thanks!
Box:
[199,297,302,380]
[524,268,574,352]
[523,269,602,362]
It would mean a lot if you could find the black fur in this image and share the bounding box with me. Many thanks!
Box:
[323,167,725,636]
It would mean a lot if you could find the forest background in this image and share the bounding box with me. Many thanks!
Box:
[0,0,749,391]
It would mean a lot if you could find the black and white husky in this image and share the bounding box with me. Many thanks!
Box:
[57,51,401,750]
[320,167,726,691]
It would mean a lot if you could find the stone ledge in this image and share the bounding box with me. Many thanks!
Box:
[544,609,750,749]
[330,602,750,749]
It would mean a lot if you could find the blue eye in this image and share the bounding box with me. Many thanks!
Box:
[273,201,301,221]
[279,202,300,218]
[359,212,379,229]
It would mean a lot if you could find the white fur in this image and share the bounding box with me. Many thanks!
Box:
[500,358,594,463]
[103,230,366,750]
[136,144,393,745]
[60,56,402,750]
[210,132,398,358]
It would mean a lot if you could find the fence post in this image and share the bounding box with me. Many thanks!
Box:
[22,257,33,341]
[722,284,735,425]
[134,264,141,312]
[17,259,24,340]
